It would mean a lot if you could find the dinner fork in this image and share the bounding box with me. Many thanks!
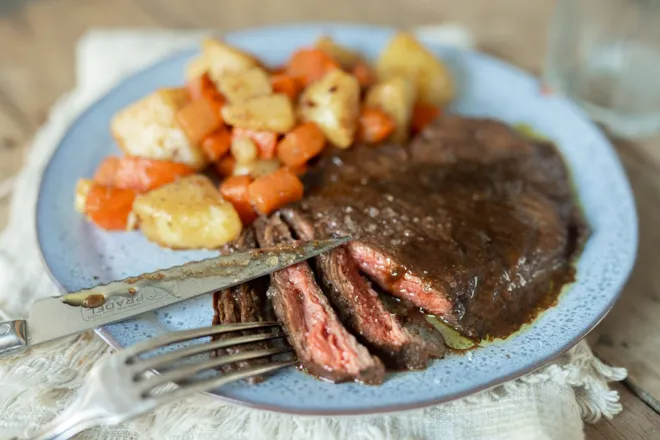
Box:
[27,322,294,440]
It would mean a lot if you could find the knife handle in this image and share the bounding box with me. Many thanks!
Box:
[0,320,27,356]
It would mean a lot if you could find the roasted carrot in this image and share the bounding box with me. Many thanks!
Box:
[85,185,137,230]
[411,103,441,134]
[93,157,195,192]
[286,163,308,176]
[201,129,232,161]
[271,73,302,101]
[215,156,236,177]
[358,107,396,144]
[276,122,326,167]
[176,98,224,145]
[248,167,304,215]
[219,175,258,225]
[286,48,340,86]
[232,128,279,159]
[352,61,375,88]
[187,73,216,100]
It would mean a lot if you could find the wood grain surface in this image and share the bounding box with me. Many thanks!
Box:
[0,0,659,438]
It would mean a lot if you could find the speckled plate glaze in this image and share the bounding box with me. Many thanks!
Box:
[36,23,637,415]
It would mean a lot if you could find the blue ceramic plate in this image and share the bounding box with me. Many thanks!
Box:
[37,24,637,415]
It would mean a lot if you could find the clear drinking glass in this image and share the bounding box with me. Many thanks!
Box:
[544,0,660,138]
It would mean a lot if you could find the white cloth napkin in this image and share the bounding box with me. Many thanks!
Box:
[0,28,626,440]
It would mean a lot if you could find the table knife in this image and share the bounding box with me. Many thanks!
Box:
[0,237,349,357]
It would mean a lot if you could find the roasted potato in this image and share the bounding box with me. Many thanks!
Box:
[365,76,416,143]
[111,89,207,169]
[203,38,259,86]
[299,69,360,148]
[74,179,93,214]
[132,175,242,249]
[218,66,272,103]
[314,36,359,68]
[376,32,454,106]
[233,159,281,178]
[222,94,295,133]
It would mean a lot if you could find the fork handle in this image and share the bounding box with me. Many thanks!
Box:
[0,320,27,356]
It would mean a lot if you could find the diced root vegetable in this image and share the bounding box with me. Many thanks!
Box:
[276,122,327,167]
[299,70,360,148]
[270,73,302,101]
[176,98,224,145]
[352,61,375,88]
[218,66,272,103]
[247,167,304,214]
[314,36,359,68]
[75,179,93,213]
[247,159,281,178]
[287,163,308,176]
[219,175,258,225]
[358,107,396,144]
[286,48,340,86]
[201,129,232,162]
[231,136,259,164]
[411,103,441,134]
[221,94,295,133]
[216,156,236,177]
[232,128,278,159]
[186,73,217,100]
[85,185,137,230]
[93,157,196,192]
[133,175,242,249]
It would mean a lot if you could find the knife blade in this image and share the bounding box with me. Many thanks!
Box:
[0,236,350,357]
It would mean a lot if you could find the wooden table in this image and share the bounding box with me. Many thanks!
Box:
[1,1,659,438]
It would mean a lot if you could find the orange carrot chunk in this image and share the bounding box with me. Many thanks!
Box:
[248,168,304,215]
[201,129,232,162]
[271,73,302,101]
[176,98,224,145]
[187,73,216,100]
[352,61,375,88]
[219,175,258,225]
[358,107,396,144]
[276,122,326,167]
[286,48,340,86]
[287,163,308,176]
[411,103,441,134]
[232,128,279,159]
[93,157,195,192]
[215,156,236,177]
[85,185,136,230]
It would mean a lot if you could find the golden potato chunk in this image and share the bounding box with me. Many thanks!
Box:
[133,175,242,249]
[218,66,272,103]
[111,89,206,169]
[365,76,417,143]
[222,94,295,133]
[314,36,359,68]
[203,38,259,86]
[299,69,360,148]
[376,32,454,106]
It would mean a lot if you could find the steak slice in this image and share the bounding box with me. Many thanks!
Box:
[295,115,586,340]
[282,208,429,369]
[211,227,272,384]
[254,213,385,384]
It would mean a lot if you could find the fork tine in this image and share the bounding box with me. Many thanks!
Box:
[133,332,285,372]
[138,346,293,393]
[123,322,280,358]
[155,360,297,405]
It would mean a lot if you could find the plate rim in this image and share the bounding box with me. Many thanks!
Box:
[35,21,638,416]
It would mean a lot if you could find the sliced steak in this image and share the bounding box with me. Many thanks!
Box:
[282,208,429,369]
[295,115,586,340]
[211,227,272,383]
[254,213,385,384]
